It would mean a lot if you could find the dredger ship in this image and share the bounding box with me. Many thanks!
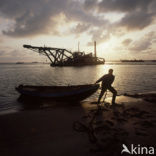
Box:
[23,41,105,67]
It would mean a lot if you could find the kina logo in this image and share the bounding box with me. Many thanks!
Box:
[121,144,155,155]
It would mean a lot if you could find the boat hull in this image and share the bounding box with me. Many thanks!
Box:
[16,84,99,102]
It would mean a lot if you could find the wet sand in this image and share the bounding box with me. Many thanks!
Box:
[0,93,156,156]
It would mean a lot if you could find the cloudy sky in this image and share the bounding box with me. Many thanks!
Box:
[0,0,156,62]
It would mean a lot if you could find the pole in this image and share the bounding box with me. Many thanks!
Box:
[94,41,96,57]
[78,42,80,52]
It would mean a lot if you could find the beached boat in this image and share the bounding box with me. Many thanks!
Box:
[16,84,99,101]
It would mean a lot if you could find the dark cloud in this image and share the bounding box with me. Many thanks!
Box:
[0,0,69,37]
[64,1,109,28]
[70,23,91,35]
[84,0,98,10]
[87,29,110,46]
[122,38,132,46]
[148,1,156,14]
[84,0,156,31]
[85,0,153,13]
[129,31,156,52]
[116,11,153,30]
[0,0,109,37]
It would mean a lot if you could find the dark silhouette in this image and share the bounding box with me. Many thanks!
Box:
[23,43,105,67]
[96,69,117,104]
[16,84,99,102]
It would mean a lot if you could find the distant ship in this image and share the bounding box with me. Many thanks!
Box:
[151,60,156,62]
[23,41,105,67]
[31,62,38,64]
[16,62,24,64]
[120,59,144,62]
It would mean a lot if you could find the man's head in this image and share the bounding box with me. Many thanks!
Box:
[108,69,113,75]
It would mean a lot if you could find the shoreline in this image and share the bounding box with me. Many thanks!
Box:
[0,93,156,155]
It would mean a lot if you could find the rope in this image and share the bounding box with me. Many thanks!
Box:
[73,91,108,143]
[73,108,100,143]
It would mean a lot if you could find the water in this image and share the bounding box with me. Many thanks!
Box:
[0,63,156,114]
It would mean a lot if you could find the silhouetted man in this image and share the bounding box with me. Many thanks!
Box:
[96,69,117,105]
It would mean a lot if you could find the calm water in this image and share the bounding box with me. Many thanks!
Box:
[0,63,156,114]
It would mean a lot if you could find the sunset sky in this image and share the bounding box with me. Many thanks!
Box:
[0,0,156,62]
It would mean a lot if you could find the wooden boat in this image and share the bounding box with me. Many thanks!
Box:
[15,84,99,101]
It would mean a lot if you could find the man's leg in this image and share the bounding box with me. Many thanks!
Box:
[97,88,106,104]
[108,86,117,104]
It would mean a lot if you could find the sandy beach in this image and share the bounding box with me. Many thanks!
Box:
[0,93,156,156]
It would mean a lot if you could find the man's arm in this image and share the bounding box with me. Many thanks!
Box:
[95,75,105,83]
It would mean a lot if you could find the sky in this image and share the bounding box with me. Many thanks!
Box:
[0,0,156,62]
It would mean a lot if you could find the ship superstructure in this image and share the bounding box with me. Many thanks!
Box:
[23,41,105,66]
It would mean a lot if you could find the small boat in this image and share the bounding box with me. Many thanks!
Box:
[15,84,99,101]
